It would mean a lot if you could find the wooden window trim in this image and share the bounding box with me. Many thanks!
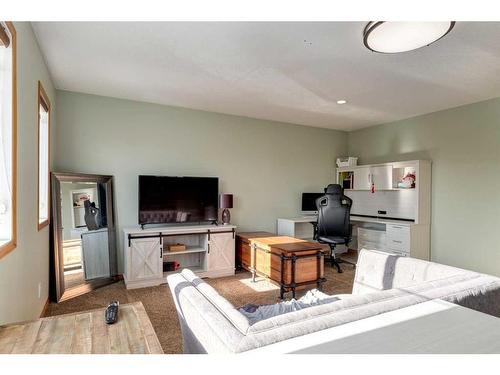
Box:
[37,81,51,231]
[0,22,17,259]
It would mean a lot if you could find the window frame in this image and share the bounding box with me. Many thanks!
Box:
[37,81,51,231]
[0,21,17,259]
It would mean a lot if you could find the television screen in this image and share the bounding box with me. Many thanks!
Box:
[301,192,324,213]
[138,176,219,225]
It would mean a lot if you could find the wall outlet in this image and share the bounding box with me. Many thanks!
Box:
[38,282,42,299]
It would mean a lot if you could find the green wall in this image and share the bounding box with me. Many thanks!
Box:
[54,91,347,272]
[348,98,500,276]
[0,23,56,324]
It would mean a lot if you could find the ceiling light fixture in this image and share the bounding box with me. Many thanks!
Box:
[336,99,347,105]
[363,22,455,54]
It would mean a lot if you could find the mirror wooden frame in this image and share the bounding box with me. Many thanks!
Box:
[50,172,119,302]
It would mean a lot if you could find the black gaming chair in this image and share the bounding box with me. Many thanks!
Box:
[313,184,353,273]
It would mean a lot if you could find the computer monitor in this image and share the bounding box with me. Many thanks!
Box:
[301,192,324,215]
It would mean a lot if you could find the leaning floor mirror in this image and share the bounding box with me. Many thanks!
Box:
[51,172,119,302]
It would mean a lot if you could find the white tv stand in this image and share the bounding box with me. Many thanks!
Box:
[123,224,236,289]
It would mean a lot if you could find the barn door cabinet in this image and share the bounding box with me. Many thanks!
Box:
[123,225,236,289]
[207,231,236,277]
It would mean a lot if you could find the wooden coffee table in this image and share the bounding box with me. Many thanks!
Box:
[249,236,326,299]
[0,302,163,354]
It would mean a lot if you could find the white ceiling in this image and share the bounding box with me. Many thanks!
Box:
[32,22,500,131]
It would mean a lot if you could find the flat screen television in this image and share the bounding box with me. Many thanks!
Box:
[301,192,324,214]
[138,176,219,225]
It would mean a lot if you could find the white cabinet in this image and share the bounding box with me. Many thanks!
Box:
[353,167,370,190]
[370,166,393,190]
[128,236,163,283]
[123,225,236,289]
[81,228,110,280]
[357,227,386,252]
[208,232,235,277]
[357,223,412,257]
[353,166,392,190]
[386,224,411,255]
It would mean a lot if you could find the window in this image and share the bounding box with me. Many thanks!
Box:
[38,82,50,230]
[0,22,16,258]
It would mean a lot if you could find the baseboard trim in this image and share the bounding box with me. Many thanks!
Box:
[40,298,50,318]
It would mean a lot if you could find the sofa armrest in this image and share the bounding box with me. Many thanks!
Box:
[167,272,246,353]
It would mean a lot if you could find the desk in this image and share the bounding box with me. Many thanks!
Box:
[277,215,415,228]
[277,216,318,241]
[249,300,500,354]
[277,215,430,260]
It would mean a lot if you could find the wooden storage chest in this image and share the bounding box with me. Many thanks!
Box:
[236,233,326,299]
[236,231,275,270]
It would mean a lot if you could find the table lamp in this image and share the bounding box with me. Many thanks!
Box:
[219,194,233,225]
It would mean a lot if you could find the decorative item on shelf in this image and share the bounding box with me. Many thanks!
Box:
[163,261,180,272]
[167,243,186,252]
[398,171,416,189]
[336,157,358,168]
[219,193,233,225]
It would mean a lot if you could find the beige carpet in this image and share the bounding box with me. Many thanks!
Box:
[45,264,355,354]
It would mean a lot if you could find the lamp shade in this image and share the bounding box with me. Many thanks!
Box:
[219,194,233,209]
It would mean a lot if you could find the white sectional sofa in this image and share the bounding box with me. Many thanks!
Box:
[167,249,500,353]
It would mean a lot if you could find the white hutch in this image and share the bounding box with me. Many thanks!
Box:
[337,159,431,259]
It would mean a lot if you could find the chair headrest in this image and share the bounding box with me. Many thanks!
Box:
[324,184,343,195]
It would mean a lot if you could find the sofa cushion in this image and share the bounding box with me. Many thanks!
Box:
[353,250,469,294]
[180,269,250,334]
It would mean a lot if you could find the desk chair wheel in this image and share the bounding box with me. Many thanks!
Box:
[332,259,343,273]
[330,247,343,273]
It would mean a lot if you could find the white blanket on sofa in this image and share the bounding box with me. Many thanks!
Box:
[238,289,340,325]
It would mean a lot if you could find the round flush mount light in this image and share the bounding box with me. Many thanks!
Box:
[336,99,347,105]
[363,21,455,54]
